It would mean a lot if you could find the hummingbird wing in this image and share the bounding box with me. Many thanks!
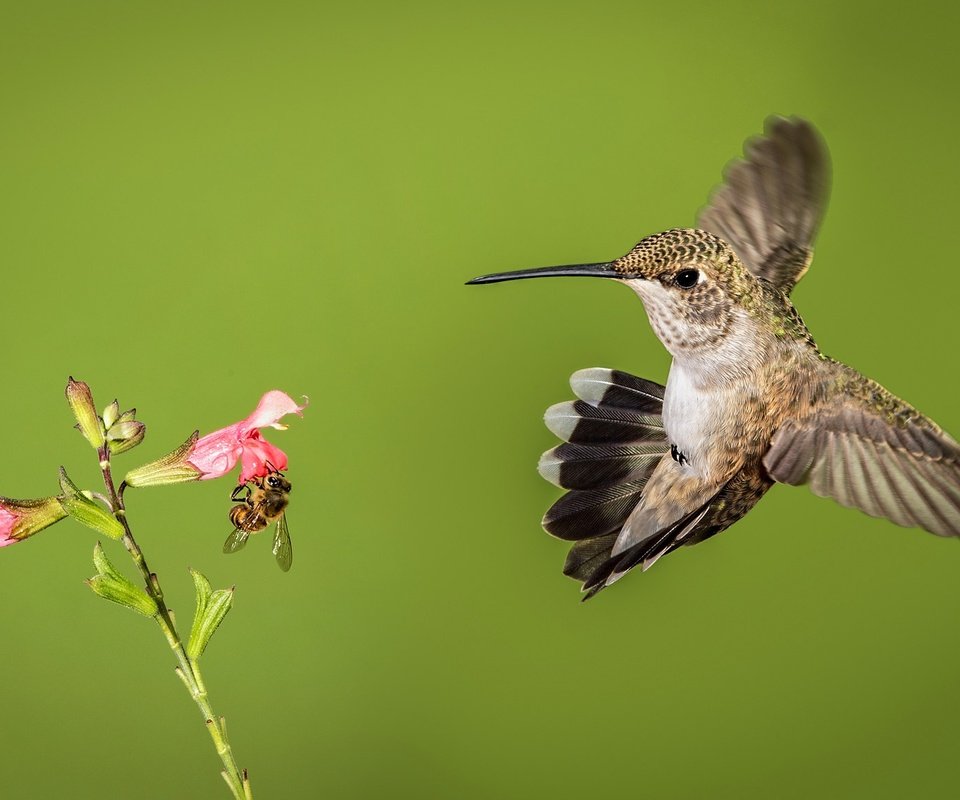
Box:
[764,388,960,537]
[697,116,830,293]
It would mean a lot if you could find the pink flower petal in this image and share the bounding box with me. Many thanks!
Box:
[187,422,244,480]
[239,391,306,436]
[238,434,289,483]
[0,505,16,546]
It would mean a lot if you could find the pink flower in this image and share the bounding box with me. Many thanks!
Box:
[124,390,306,489]
[0,505,15,547]
[0,496,68,546]
[188,390,305,482]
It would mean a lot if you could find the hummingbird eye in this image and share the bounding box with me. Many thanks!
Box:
[674,269,700,289]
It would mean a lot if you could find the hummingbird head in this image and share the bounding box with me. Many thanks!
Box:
[468,228,764,361]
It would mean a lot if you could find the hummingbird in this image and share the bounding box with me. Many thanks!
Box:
[468,117,960,599]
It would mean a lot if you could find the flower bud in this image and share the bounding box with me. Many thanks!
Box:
[0,495,68,546]
[123,432,202,488]
[66,377,105,449]
[107,420,147,455]
[102,400,121,430]
[96,401,147,455]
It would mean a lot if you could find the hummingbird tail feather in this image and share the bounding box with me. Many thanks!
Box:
[579,493,723,601]
[544,399,664,446]
[539,443,665,491]
[543,480,650,542]
[540,368,678,596]
[567,368,665,413]
[562,533,620,583]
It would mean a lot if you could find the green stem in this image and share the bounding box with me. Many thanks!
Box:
[98,449,250,799]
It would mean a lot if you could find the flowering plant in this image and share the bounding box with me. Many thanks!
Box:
[3,378,304,798]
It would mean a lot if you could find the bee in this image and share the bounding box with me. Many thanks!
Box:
[223,468,293,571]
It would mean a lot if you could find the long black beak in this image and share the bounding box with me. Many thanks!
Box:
[466,262,621,285]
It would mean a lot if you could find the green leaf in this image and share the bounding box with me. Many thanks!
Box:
[86,575,158,617]
[189,567,213,640]
[188,580,234,661]
[191,568,213,606]
[58,467,124,540]
[93,541,126,581]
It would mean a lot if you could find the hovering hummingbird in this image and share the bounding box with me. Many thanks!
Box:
[468,117,960,599]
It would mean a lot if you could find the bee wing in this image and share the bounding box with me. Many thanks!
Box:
[223,527,252,554]
[272,513,292,572]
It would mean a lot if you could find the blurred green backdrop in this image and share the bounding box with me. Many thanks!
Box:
[1,1,959,798]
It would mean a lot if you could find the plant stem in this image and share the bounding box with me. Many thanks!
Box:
[97,447,251,799]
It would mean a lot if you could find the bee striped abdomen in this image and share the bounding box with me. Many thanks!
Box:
[229,504,268,533]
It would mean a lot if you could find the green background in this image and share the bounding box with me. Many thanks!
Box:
[1,2,958,798]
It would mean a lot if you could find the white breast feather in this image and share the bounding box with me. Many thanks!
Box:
[664,364,717,479]
[662,312,762,480]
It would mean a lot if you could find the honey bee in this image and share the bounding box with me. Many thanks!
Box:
[224,468,292,571]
